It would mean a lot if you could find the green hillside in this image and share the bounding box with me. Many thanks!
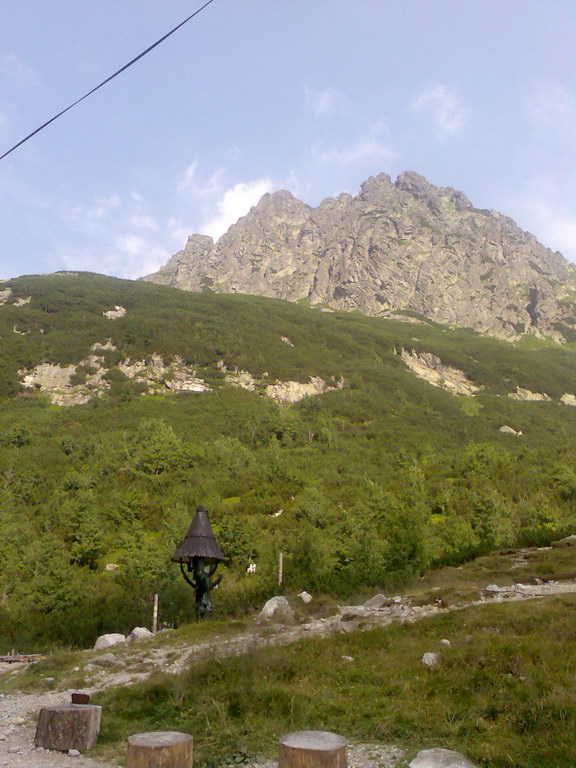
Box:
[0,272,575,650]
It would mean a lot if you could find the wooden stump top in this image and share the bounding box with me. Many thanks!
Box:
[280,732,348,751]
[128,732,193,749]
[39,704,99,713]
[127,731,193,768]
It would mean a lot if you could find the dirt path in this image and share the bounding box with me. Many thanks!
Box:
[2,580,575,768]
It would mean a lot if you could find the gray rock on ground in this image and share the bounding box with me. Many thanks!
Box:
[421,652,441,668]
[128,627,154,641]
[257,596,295,624]
[409,747,479,767]
[364,593,395,609]
[298,591,313,604]
[93,633,126,650]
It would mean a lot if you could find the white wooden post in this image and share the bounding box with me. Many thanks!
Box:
[278,552,284,586]
[152,594,159,634]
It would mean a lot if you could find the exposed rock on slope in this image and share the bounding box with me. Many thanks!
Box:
[398,349,480,395]
[19,354,210,406]
[19,352,340,407]
[143,172,576,342]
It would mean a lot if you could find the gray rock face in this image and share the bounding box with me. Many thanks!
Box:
[143,171,576,342]
[409,747,479,768]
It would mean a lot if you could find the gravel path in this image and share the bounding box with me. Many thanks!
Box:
[2,579,575,768]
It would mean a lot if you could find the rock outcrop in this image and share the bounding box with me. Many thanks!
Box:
[398,349,480,395]
[143,171,576,342]
[19,352,340,407]
[19,354,210,406]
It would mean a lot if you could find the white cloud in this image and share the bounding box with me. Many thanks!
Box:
[57,236,170,280]
[176,161,226,198]
[506,176,576,262]
[174,161,278,242]
[316,137,397,166]
[412,85,469,138]
[55,193,169,279]
[201,179,274,241]
[305,87,345,116]
[526,82,575,144]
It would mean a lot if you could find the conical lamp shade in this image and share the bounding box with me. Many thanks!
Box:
[171,506,226,564]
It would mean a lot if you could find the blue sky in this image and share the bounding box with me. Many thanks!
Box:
[1,0,574,280]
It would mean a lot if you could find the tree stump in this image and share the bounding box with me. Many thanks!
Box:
[35,704,102,751]
[279,731,348,768]
[127,731,193,768]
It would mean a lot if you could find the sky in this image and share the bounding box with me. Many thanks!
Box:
[1,0,575,281]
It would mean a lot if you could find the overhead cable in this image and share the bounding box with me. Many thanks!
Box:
[0,0,217,161]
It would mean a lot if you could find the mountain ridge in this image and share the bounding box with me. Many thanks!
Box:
[143,171,576,343]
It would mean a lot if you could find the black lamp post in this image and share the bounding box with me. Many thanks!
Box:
[171,505,226,619]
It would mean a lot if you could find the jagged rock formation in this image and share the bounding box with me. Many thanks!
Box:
[143,171,576,341]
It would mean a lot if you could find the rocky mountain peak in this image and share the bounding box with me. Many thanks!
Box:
[253,189,310,216]
[395,170,473,211]
[143,171,576,343]
[183,234,214,253]
[357,173,394,203]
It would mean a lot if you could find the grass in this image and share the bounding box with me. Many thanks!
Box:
[89,595,576,768]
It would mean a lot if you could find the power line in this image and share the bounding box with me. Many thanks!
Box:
[0,0,217,162]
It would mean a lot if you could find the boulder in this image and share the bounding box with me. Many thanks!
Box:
[258,596,295,624]
[421,652,441,668]
[298,591,313,604]
[409,747,479,767]
[552,534,576,548]
[440,639,451,647]
[364,593,395,609]
[93,633,126,651]
[128,627,154,642]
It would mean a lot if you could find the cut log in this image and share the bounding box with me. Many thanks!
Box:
[35,704,102,751]
[127,731,193,768]
[279,731,348,768]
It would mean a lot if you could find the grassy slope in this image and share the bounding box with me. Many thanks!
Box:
[1,272,576,650]
[1,271,576,396]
